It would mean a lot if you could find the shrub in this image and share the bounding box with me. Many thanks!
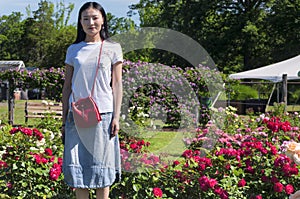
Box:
[1,109,300,198]
[111,108,300,199]
[0,125,74,198]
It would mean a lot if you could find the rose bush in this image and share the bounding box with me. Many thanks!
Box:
[0,125,73,198]
[111,107,300,199]
[1,108,300,198]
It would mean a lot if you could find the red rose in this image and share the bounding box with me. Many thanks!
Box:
[271,176,279,183]
[6,182,12,189]
[153,187,163,198]
[33,154,42,164]
[238,178,246,187]
[130,143,138,150]
[9,128,18,135]
[285,184,294,195]
[41,157,48,164]
[274,182,284,193]
[22,128,33,136]
[49,163,62,181]
[44,148,53,156]
[137,140,145,145]
[0,161,8,168]
[261,175,269,182]
[209,178,218,189]
[173,160,180,166]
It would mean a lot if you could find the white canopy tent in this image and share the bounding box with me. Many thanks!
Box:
[229,55,300,82]
[228,55,300,112]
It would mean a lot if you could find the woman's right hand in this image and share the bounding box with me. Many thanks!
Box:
[61,125,65,145]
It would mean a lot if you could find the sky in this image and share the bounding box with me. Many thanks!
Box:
[0,0,140,24]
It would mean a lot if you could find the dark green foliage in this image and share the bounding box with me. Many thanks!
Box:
[130,0,300,73]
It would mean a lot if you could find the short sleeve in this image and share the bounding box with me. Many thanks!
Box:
[112,43,123,65]
[65,45,74,66]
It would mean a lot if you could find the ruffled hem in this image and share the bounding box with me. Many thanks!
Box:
[63,165,121,188]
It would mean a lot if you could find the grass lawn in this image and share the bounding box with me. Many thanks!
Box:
[266,104,300,112]
[141,130,189,160]
[0,99,60,126]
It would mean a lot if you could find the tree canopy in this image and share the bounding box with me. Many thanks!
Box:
[0,0,135,68]
[0,0,299,73]
[130,0,300,73]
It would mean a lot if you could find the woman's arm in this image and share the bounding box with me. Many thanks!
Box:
[62,64,73,126]
[111,61,123,136]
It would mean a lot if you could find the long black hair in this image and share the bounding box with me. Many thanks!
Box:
[74,2,109,44]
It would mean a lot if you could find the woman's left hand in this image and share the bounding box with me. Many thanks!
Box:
[111,118,120,138]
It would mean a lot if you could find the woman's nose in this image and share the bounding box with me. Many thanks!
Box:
[88,18,94,25]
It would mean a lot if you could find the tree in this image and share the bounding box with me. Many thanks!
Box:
[19,0,76,68]
[108,14,136,35]
[0,12,24,60]
[129,0,300,73]
[267,0,300,62]
[0,0,142,68]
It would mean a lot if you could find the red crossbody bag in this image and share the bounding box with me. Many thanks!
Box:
[71,41,104,128]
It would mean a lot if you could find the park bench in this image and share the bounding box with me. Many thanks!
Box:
[24,101,62,123]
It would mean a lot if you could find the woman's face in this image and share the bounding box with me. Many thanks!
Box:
[80,7,104,40]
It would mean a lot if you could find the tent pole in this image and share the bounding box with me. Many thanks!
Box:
[277,83,279,103]
[282,74,288,113]
[267,84,276,110]
[7,79,14,125]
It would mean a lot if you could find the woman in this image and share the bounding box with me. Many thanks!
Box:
[61,2,123,199]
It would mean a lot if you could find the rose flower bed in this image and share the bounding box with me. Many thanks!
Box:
[111,107,300,199]
[1,107,300,198]
[0,125,74,198]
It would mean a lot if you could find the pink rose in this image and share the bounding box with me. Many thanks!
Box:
[285,184,294,195]
[238,178,246,187]
[153,187,163,198]
[274,182,284,193]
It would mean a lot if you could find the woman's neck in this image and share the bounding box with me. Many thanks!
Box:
[84,35,101,43]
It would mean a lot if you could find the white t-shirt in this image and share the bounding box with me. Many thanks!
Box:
[65,40,123,113]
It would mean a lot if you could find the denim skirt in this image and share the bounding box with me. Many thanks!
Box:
[63,111,121,188]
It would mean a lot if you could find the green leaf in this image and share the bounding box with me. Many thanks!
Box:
[132,184,139,192]
[12,163,18,170]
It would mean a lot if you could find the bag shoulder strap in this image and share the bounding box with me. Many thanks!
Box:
[91,41,104,96]
[72,41,104,101]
